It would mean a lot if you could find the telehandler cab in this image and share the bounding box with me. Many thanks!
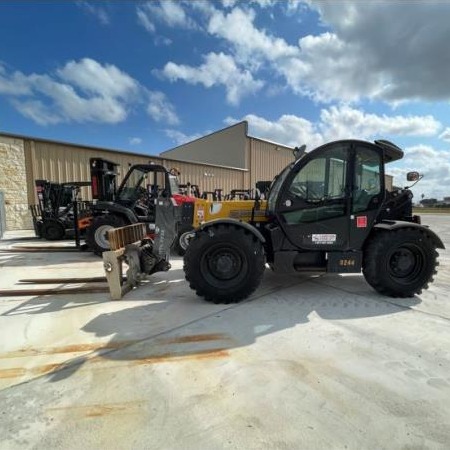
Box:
[184,139,445,304]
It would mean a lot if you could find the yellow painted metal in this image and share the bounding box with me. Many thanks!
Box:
[191,199,269,228]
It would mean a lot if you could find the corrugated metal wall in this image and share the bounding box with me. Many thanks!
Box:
[248,137,294,187]
[161,122,248,169]
[160,158,246,194]
[26,140,246,204]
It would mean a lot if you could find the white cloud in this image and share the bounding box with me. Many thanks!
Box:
[5,70,131,125]
[147,91,180,125]
[284,0,306,14]
[208,7,297,64]
[76,1,110,25]
[136,6,155,33]
[389,145,450,199]
[227,106,441,149]
[319,106,441,141]
[136,1,198,33]
[0,58,179,126]
[164,129,204,146]
[58,58,139,100]
[161,52,264,105]
[222,0,276,8]
[11,99,62,126]
[439,127,450,143]
[205,6,373,102]
[154,36,172,46]
[129,137,142,145]
[0,65,33,95]
[199,2,450,104]
[146,1,450,105]
[226,113,323,148]
[302,1,450,102]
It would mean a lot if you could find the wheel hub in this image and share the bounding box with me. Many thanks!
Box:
[179,231,195,250]
[94,225,113,250]
[389,246,422,280]
[207,249,241,281]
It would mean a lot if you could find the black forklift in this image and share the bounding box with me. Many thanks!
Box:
[184,139,445,303]
[30,179,91,241]
[85,158,184,255]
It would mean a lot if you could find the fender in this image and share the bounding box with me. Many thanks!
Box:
[374,220,445,249]
[92,201,138,224]
[199,218,266,243]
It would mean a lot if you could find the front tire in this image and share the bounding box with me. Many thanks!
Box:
[42,219,65,241]
[85,215,126,255]
[173,226,194,256]
[184,224,265,304]
[363,228,438,297]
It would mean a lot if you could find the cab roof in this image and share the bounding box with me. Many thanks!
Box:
[374,139,404,163]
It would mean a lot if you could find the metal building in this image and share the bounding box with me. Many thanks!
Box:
[0,122,295,230]
[161,121,295,189]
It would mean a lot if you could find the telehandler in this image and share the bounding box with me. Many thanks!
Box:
[184,139,445,303]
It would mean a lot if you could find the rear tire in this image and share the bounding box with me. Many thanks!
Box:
[363,228,438,297]
[184,224,265,304]
[86,215,126,256]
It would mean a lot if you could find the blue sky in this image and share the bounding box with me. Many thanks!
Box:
[0,0,449,198]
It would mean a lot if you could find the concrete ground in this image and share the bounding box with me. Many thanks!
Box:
[0,215,449,450]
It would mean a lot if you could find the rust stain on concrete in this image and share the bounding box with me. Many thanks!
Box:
[0,340,140,359]
[158,333,230,345]
[47,401,146,418]
[31,363,66,375]
[0,336,232,380]
[0,367,27,378]
[133,347,230,365]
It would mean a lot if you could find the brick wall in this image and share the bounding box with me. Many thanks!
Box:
[0,136,32,230]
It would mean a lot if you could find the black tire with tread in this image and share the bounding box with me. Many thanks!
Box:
[42,220,65,241]
[86,215,126,256]
[363,228,438,297]
[184,224,265,304]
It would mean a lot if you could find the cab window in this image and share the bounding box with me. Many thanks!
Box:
[284,145,348,223]
[352,147,382,213]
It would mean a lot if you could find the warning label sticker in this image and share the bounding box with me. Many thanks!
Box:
[312,234,337,244]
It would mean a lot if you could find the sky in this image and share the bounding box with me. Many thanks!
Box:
[0,0,449,199]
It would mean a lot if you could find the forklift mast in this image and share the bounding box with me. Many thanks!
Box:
[90,158,119,202]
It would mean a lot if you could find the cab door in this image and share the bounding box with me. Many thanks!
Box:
[275,142,352,251]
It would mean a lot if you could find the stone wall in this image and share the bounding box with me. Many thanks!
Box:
[0,136,32,230]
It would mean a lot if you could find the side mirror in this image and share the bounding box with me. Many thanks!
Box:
[407,171,420,182]
[293,144,306,160]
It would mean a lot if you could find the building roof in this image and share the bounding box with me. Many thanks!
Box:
[0,130,248,171]
[160,121,294,156]
[0,130,164,161]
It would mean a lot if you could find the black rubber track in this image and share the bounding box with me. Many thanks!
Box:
[184,223,265,304]
[363,228,439,298]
